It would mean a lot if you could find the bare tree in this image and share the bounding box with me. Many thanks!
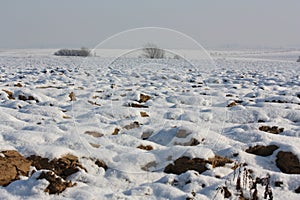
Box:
[142,43,165,59]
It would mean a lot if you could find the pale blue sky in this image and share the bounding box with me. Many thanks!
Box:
[0,0,299,49]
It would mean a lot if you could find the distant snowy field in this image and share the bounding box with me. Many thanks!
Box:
[0,49,300,199]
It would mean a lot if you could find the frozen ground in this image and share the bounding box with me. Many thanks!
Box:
[0,49,300,199]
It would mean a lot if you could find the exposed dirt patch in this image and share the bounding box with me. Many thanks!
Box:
[18,94,39,103]
[164,156,209,175]
[138,94,151,103]
[89,143,100,148]
[36,85,64,89]
[164,155,233,175]
[37,171,75,194]
[87,100,101,106]
[137,145,153,151]
[0,150,31,186]
[259,126,284,134]
[28,154,86,179]
[265,99,288,104]
[208,155,233,168]
[112,128,120,135]
[69,92,76,101]
[227,99,244,107]
[14,83,23,87]
[227,101,238,107]
[265,99,300,105]
[140,111,149,117]
[2,89,15,100]
[276,151,300,174]
[84,131,104,138]
[95,159,108,170]
[123,121,140,130]
[245,145,279,157]
[128,103,149,108]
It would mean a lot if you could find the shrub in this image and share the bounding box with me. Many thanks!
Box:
[173,54,181,59]
[54,47,91,57]
[142,43,165,59]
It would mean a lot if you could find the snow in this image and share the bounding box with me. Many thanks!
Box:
[0,48,300,199]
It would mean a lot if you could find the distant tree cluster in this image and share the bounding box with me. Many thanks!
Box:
[142,43,165,59]
[54,47,91,57]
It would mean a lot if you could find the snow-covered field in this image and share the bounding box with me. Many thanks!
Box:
[0,49,300,199]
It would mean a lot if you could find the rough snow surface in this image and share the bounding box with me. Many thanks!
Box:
[0,49,300,199]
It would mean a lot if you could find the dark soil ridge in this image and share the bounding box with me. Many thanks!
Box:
[164,155,233,175]
[245,145,279,157]
[0,150,107,195]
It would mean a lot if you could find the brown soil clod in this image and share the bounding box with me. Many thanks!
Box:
[0,150,32,186]
[2,89,15,100]
[89,143,100,148]
[95,159,108,171]
[1,151,87,194]
[265,99,289,104]
[87,100,101,106]
[245,145,279,157]
[18,94,39,103]
[69,92,76,101]
[208,155,233,168]
[84,131,104,138]
[227,101,237,107]
[137,145,153,151]
[14,83,23,87]
[259,126,284,134]
[27,154,86,179]
[112,128,120,135]
[37,171,76,194]
[36,85,64,89]
[138,94,151,103]
[128,103,149,108]
[276,151,300,174]
[164,156,209,175]
[140,111,149,117]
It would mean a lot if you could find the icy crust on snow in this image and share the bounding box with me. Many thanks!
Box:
[0,50,300,199]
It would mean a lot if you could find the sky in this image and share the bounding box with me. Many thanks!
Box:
[0,0,299,49]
